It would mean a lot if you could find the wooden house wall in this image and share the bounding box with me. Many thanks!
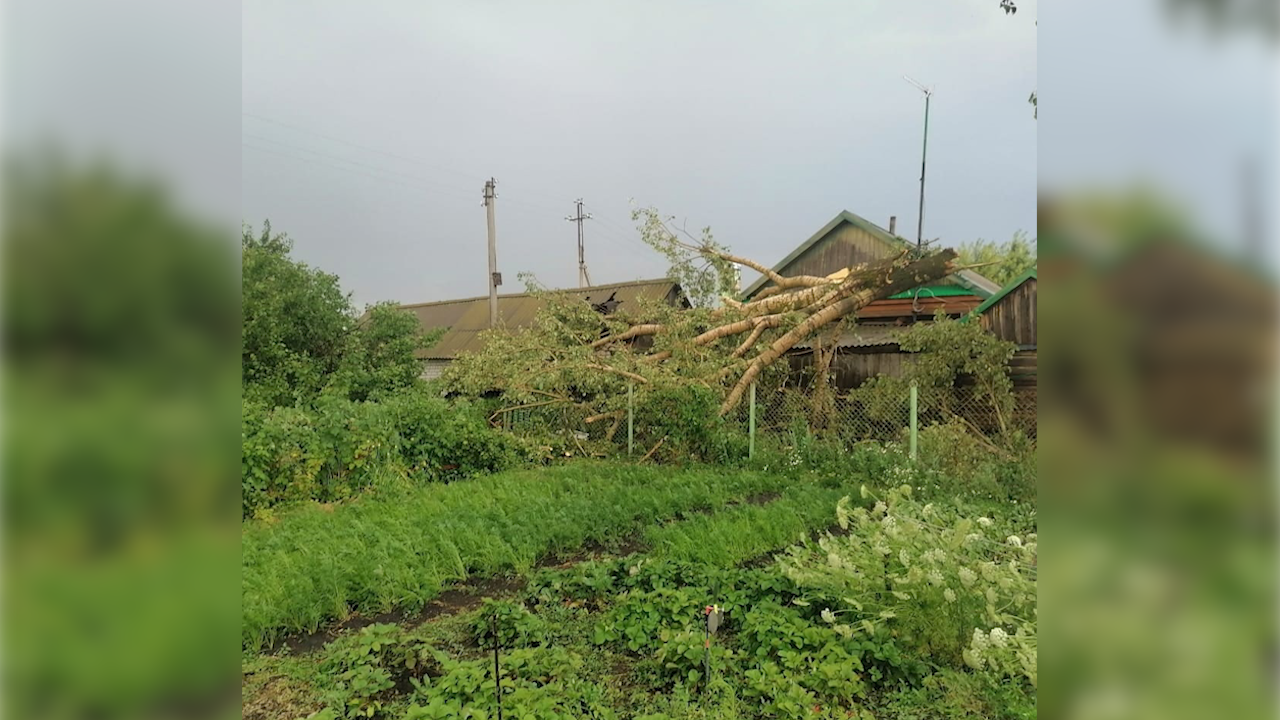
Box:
[980,278,1037,347]
[787,347,907,390]
[756,222,969,296]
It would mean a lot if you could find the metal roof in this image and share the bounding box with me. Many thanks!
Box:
[793,325,902,350]
[973,266,1037,316]
[740,210,1000,300]
[403,279,683,360]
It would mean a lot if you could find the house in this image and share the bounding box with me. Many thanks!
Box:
[974,266,1037,388]
[1104,240,1274,459]
[1037,193,1274,460]
[742,210,1000,389]
[401,279,687,380]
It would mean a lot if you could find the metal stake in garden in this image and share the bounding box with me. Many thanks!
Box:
[703,604,723,691]
[492,613,503,720]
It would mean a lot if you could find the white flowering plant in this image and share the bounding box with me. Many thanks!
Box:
[778,484,1036,687]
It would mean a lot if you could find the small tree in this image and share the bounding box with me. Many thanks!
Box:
[242,221,430,407]
[855,312,1018,438]
[242,221,353,407]
[958,232,1035,288]
[327,303,435,403]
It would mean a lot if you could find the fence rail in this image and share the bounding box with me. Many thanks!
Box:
[496,381,1037,463]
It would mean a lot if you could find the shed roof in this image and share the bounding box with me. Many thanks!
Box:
[740,210,1000,300]
[973,267,1037,316]
[403,279,682,360]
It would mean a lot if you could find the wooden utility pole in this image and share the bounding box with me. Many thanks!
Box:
[566,198,593,287]
[484,178,500,327]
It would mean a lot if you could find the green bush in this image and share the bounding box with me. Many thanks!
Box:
[241,390,524,517]
[632,385,745,463]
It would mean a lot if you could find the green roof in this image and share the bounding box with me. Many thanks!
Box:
[886,284,975,299]
[740,210,999,300]
[972,266,1036,316]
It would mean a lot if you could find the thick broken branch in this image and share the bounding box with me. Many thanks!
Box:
[693,313,786,346]
[732,323,769,359]
[586,363,649,384]
[585,409,626,424]
[719,249,958,415]
[590,324,662,349]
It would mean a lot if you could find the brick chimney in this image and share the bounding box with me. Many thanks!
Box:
[889,216,898,236]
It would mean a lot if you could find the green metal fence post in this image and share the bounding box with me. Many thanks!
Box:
[909,381,918,461]
[748,381,757,460]
[627,381,635,457]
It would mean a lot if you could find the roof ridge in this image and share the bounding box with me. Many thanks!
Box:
[740,210,999,300]
[399,278,676,309]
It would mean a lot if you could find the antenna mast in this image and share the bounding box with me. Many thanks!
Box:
[904,76,934,252]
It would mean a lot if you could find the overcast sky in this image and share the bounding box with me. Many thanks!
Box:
[242,0,1039,308]
[1040,0,1277,267]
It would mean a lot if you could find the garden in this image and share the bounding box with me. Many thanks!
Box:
[241,220,1037,720]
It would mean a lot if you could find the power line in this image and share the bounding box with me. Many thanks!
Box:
[244,111,585,207]
[244,111,644,226]
[243,112,488,185]
[243,135,569,222]
[241,142,560,226]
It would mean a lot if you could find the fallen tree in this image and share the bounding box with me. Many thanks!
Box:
[441,207,962,427]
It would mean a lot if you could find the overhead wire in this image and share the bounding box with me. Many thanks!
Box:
[244,111,666,270]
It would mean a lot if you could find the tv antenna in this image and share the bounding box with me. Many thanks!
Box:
[904,75,935,252]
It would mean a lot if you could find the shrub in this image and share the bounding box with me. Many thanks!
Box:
[779,486,1037,686]
[241,390,525,517]
[632,385,745,463]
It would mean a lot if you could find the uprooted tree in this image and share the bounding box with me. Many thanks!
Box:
[442,207,964,443]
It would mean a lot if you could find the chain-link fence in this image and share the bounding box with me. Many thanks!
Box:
[489,379,1036,462]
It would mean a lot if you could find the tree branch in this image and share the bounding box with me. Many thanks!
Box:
[719,250,958,415]
[590,324,662,349]
[586,363,649,384]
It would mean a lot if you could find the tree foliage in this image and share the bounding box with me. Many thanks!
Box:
[855,312,1019,439]
[957,232,1035,287]
[241,221,428,408]
[443,207,962,436]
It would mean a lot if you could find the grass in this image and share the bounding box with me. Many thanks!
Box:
[644,485,851,567]
[242,462,790,650]
[242,453,1037,720]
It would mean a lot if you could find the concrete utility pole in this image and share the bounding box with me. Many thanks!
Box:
[484,178,500,327]
[566,198,593,287]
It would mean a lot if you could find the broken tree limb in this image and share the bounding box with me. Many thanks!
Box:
[731,323,769,359]
[585,364,649,384]
[488,398,572,424]
[590,324,662,349]
[585,409,626,424]
[639,436,667,463]
[693,313,786,346]
[718,249,958,415]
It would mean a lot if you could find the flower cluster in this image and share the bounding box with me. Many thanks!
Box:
[780,484,1037,685]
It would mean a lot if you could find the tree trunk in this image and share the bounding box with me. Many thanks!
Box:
[718,250,958,415]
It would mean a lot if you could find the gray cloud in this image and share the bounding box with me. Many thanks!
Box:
[242,0,1038,307]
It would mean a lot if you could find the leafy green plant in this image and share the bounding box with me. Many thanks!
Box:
[471,599,549,649]
[779,486,1037,685]
[652,627,731,687]
[316,624,440,718]
[241,389,526,517]
[243,463,788,649]
[593,587,702,653]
